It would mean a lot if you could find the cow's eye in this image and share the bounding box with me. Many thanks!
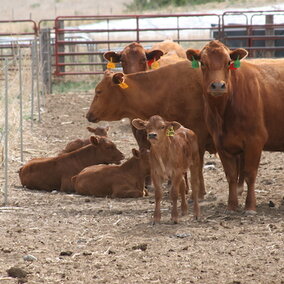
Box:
[160,125,165,129]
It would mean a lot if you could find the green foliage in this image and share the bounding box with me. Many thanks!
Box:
[125,0,224,11]
[52,80,99,93]
[30,3,40,8]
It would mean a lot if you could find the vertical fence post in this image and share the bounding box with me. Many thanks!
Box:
[34,39,41,122]
[40,28,52,94]
[265,15,275,58]
[31,41,35,129]
[58,20,65,74]
[3,58,9,206]
[19,48,23,163]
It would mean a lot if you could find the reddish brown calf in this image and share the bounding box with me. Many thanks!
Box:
[19,136,124,193]
[72,148,150,198]
[132,115,201,224]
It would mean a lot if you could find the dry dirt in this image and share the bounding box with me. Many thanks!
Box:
[0,89,284,284]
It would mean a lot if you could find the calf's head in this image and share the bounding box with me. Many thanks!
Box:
[132,148,150,175]
[87,126,109,137]
[90,135,124,164]
[132,115,181,146]
[186,40,248,96]
[104,42,163,74]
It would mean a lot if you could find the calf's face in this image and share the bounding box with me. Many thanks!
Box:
[132,115,181,146]
[90,136,124,164]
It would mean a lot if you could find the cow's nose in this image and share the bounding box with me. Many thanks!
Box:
[210,81,226,92]
[86,111,96,122]
[148,133,157,139]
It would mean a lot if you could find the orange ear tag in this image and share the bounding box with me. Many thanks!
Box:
[151,60,159,69]
[107,57,116,69]
[118,81,128,89]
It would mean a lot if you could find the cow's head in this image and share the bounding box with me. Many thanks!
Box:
[86,71,129,123]
[90,135,124,164]
[132,115,181,146]
[104,42,163,74]
[186,40,248,96]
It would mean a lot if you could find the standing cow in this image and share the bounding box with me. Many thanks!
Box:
[86,61,216,199]
[186,40,284,213]
[132,115,200,224]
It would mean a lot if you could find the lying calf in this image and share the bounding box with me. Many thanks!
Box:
[19,135,124,193]
[60,126,109,154]
[72,148,150,198]
[132,115,201,224]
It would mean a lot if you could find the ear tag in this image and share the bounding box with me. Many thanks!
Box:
[147,59,154,67]
[107,57,116,69]
[229,62,237,70]
[191,57,199,68]
[233,56,241,68]
[166,126,175,137]
[151,60,159,69]
[118,81,128,89]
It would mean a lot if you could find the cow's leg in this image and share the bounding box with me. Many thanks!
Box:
[151,174,163,224]
[179,178,188,216]
[237,153,245,196]
[171,175,183,224]
[189,164,201,219]
[218,152,239,211]
[60,176,74,193]
[198,148,206,199]
[243,147,262,213]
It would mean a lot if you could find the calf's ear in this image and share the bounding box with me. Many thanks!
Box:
[132,119,147,130]
[230,48,248,61]
[86,126,96,133]
[112,72,125,85]
[90,135,100,146]
[168,121,181,131]
[146,49,164,61]
[132,148,141,159]
[103,51,121,63]
[186,49,201,61]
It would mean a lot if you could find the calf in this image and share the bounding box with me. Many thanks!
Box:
[19,136,124,193]
[132,115,200,224]
[60,126,109,154]
[72,148,150,198]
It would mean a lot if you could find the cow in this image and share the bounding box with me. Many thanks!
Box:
[72,148,150,198]
[19,136,124,193]
[60,126,109,154]
[132,115,200,224]
[150,39,187,59]
[186,40,284,213]
[86,61,216,199]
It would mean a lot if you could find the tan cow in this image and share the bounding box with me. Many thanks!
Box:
[60,126,109,154]
[186,40,284,213]
[19,136,124,193]
[150,39,187,59]
[132,115,200,224]
[86,61,216,199]
[72,148,150,198]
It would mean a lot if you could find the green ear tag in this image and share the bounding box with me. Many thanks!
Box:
[166,126,175,137]
[234,56,241,68]
[191,56,199,69]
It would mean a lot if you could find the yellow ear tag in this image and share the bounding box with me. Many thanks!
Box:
[118,81,128,89]
[166,126,175,136]
[151,60,159,69]
[107,57,116,69]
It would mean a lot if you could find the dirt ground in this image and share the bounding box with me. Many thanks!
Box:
[0,89,284,284]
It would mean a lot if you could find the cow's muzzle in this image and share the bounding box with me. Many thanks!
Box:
[209,81,227,95]
[86,111,99,123]
[148,133,157,140]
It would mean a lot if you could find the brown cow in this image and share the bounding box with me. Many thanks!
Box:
[186,40,284,213]
[19,136,124,193]
[72,148,150,198]
[60,126,109,154]
[86,61,216,199]
[150,39,187,59]
[132,115,200,224]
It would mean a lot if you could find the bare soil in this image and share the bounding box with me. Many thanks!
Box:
[1,90,284,284]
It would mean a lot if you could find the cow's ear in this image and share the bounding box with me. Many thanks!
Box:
[112,72,125,85]
[186,49,201,61]
[146,49,164,61]
[86,126,96,133]
[230,48,248,61]
[132,148,141,159]
[103,51,121,63]
[90,135,99,145]
[168,121,181,131]
[132,119,147,130]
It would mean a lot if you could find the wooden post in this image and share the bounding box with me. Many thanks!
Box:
[265,15,275,58]
[40,28,52,94]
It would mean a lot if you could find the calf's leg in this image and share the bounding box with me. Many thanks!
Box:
[151,174,163,224]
